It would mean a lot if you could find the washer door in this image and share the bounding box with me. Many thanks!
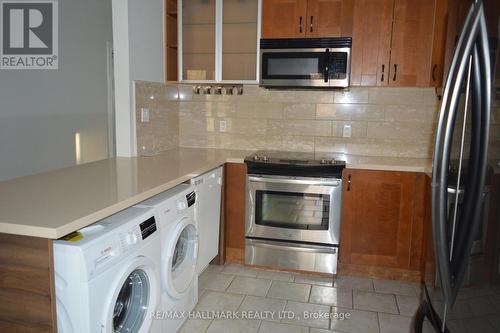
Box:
[105,257,159,333]
[163,217,198,299]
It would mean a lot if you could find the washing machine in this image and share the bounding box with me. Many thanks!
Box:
[136,184,199,333]
[53,206,162,333]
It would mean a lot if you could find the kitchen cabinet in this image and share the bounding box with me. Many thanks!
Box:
[165,0,178,81]
[262,0,349,38]
[0,234,57,332]
[224,163,247,263]
[346,0,438,87]
[388,0,435,87]
[181,0,217,81]
[345,0,393,86]
[339,169,428,281]
[262,0,308,38]
[179,0,259,82]
[222,0,259,80]
[306,0,346,37]
[429,0,449,87]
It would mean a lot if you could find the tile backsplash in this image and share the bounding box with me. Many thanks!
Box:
[135,81,179,155]
[135,82,500,162]
[175,85,440,159]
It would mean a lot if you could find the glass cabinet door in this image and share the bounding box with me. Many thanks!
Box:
[222,0,258,80]
[182,0,216,80]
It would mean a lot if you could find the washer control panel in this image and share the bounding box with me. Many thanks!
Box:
[119,226,142,253]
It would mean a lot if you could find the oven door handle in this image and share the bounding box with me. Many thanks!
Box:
[248,176,341,187]
[247,238,337,254]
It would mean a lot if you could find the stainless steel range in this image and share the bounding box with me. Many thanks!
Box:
[244,151,345,274]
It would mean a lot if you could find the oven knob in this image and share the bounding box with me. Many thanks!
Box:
[253,155,261,161]
[262,156,269,162]
[321,159,328,164]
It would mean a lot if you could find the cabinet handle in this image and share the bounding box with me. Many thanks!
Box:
[324,48,330,83]
[310,16,314,32]
[432,64,438,82]
[299,16,303,33]
[393,64,398,81]
[347,175,351,191]
[381,64,385,82]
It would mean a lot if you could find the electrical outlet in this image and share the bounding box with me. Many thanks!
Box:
[219,120,227,132]
[343,124,352,138]
[141,108,150,123]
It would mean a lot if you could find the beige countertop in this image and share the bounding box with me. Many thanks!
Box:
[0,147,432,239]
[0,148,250,239]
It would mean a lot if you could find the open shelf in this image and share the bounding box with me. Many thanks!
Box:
[165,0,178,81]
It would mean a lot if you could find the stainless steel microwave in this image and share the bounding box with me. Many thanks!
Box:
[259,37,351,88]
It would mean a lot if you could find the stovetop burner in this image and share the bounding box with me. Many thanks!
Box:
[245,151,345,178]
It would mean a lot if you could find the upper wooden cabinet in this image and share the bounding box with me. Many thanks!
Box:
[344,0,393,86]
[388,0,435,86]
[429,0,450,87]
[262,0,449,87]
[262,0,349,38]
[347,0,439,87]
[339,169,428,280]
[262,0,308,38]
[306,0,345,37]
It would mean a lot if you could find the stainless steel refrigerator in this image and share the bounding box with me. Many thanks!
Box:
[415,0,500,332]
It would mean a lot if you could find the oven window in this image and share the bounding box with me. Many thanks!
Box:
[255,190,330,230]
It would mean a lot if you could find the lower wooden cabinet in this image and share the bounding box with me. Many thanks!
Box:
[224,163,247,263]
[339,169,429,281]
[0,234,57,332]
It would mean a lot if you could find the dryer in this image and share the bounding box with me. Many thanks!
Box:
[136,184,198,333]
[53,206,162,333]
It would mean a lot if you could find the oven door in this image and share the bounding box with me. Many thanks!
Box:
[246,175,342,245]
[260,48,350,87]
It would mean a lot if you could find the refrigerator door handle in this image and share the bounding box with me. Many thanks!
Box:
[431,0,483,310]
[452,7,492,294]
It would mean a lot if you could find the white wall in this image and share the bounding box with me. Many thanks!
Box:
[128,0,165,83]
[113,0,164,157]
[0,0,113,181]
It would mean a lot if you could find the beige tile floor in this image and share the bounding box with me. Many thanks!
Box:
[180,264,423,333]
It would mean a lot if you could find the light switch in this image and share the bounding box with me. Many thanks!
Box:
[219,120,227,132]
[141,108,150,123]
[343,124,352,138]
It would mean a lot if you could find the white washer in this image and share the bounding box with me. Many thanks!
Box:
[136,184,198,333]
[54,206,162,333]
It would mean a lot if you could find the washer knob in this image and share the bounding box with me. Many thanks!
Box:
[176,200,187,211]
[125,232,138,245]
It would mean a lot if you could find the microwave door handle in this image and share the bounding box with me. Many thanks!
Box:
[324,49,330,83]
